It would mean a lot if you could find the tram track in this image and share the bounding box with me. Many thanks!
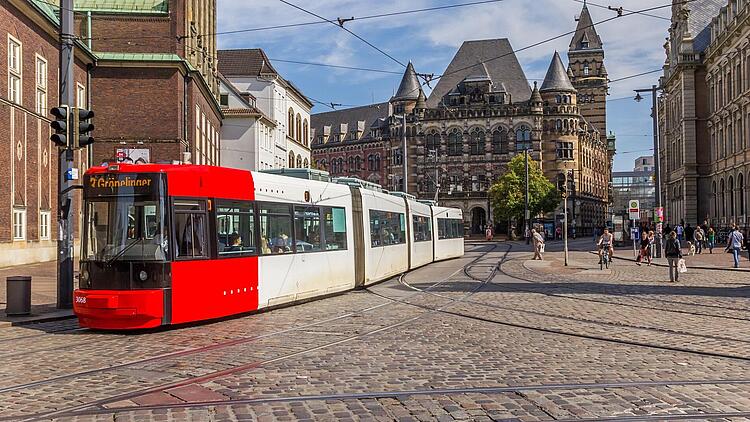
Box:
[34,378,750,418]
[2,244,499,422]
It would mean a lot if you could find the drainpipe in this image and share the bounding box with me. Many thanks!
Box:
[86,11,92,49]
[184,75,189,156]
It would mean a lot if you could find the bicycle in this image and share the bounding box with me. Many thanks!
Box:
[600,244,611,270]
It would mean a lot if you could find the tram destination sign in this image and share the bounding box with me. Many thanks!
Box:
[84,173,162,198]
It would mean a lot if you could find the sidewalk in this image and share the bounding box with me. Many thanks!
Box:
[0,261,75,326]
[610,247,750,272]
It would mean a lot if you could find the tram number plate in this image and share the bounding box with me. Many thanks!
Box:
[75,296,87,304]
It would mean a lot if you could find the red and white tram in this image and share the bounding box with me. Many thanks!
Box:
[74,164,464,330]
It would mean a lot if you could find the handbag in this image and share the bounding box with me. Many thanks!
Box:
[677,258,687,273]
[539,243,545,253]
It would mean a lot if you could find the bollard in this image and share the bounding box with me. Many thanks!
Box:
[6,276,32,316]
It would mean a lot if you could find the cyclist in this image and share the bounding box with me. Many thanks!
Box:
[597,227,614,263]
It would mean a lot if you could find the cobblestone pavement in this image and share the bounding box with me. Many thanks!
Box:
[2,243,750,421]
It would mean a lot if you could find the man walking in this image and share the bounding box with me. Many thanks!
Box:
[664,231,682,282]
[726,225,745,269]
[693,226,704,254]
[531,228,545,260]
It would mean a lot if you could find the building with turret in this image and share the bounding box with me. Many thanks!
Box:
[311,4,610,236]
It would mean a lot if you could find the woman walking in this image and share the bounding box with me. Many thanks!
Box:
[531,228,545,260]
[707,227,716,254]
[664,231,682,282]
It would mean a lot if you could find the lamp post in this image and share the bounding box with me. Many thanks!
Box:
[524,148,532,244]
[563,169,570,266]
[427,149,440,203]
[634,84,663,257]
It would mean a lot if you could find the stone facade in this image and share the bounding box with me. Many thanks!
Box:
[659,0,731,227]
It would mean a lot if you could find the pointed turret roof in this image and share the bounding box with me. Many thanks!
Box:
[392,61,421,101]
[569,4,602,51]
[541,52,576,93]
[530,81,542,103]
[415,89,427,109]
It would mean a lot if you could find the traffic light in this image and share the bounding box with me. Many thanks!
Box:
[75,108,95,148]
[50,106,69,148]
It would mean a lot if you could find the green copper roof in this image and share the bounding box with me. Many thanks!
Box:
[77,0,168,13]
[30,0,60,24]
[33,0,169,14]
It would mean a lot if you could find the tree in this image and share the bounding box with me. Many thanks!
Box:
[488,154,560,228]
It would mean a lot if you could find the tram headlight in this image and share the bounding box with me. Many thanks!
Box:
[138,270,148,281]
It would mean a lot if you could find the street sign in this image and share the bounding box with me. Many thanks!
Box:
[628,199,640,221]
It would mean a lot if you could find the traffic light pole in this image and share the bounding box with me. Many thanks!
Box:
[57,0,75,309]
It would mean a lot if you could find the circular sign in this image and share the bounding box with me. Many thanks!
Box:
[629,200,639,209]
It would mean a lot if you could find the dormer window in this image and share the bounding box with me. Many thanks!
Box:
[581,40,589,49]
[219,94,229,107]
[583,64,590,76]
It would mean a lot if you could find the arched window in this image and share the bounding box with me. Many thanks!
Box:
[295,114,302,142]
[426,131,440,152]
[555,119,563,131]
[555,95,561,104]
[368,154,374,171]
[303,119,309,146]
[515,125,531,151]
[374,154,381,171]
[729,176,735,217]
[297,154,303,169]
[289,151,295,168]
[288,108,295,139]
[492,128,508,154]
[720,178,726,217]
[712,180,717,218]
[447,128,462,156]
[739,173,745,216]
[337,157,344,173]
[355,156,361,170]
[348,156,354,170]
[470,129,485,155]
[303,158,309,168]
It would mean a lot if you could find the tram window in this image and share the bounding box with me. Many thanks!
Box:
[322,207,347,250]
[412,216,432,242]
[217,201,256,256]
[294,206,322,252]
[174,201,208,259]
[369,210,406,247]
[438,218,463,239]
[259,203,293,254]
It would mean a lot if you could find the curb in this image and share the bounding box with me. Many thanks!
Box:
[587,251,750,272]
[0,310,75,328]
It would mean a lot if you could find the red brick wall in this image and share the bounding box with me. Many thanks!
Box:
[1,1,89,244]
[75,14,175,54]
[312,141,388,185]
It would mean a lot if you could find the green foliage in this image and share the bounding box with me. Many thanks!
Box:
[488,154,560,223]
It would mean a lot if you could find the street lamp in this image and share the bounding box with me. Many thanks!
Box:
[634,84,664,257]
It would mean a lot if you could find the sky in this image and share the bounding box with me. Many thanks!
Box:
[216,0,674,172]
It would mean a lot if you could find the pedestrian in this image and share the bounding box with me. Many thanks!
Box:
[556,226,562,241]
[531,228,545,260]
[693,225,704,254]
[485,225,493,242]
[726,225,745,268]
[707,226,716,254]
[636,230,651,266]
[664,230,682,282]
[676,223,684,244]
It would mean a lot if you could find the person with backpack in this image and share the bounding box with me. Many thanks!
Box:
[726,225,745,268]
[664,231,682,282]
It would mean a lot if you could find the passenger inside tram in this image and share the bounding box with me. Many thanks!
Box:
[225,233,243,252]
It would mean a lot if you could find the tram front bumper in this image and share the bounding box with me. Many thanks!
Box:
[73,289,164,330]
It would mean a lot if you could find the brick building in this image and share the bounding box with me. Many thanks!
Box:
[312,5,612,236]
[73,0,223,166]
[0,0,95,266]
[310,102,391,185]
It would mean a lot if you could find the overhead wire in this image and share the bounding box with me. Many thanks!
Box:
[277,0,408,69]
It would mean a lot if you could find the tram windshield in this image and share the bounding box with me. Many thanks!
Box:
[84,199,168,262]
[83,172,168,263]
